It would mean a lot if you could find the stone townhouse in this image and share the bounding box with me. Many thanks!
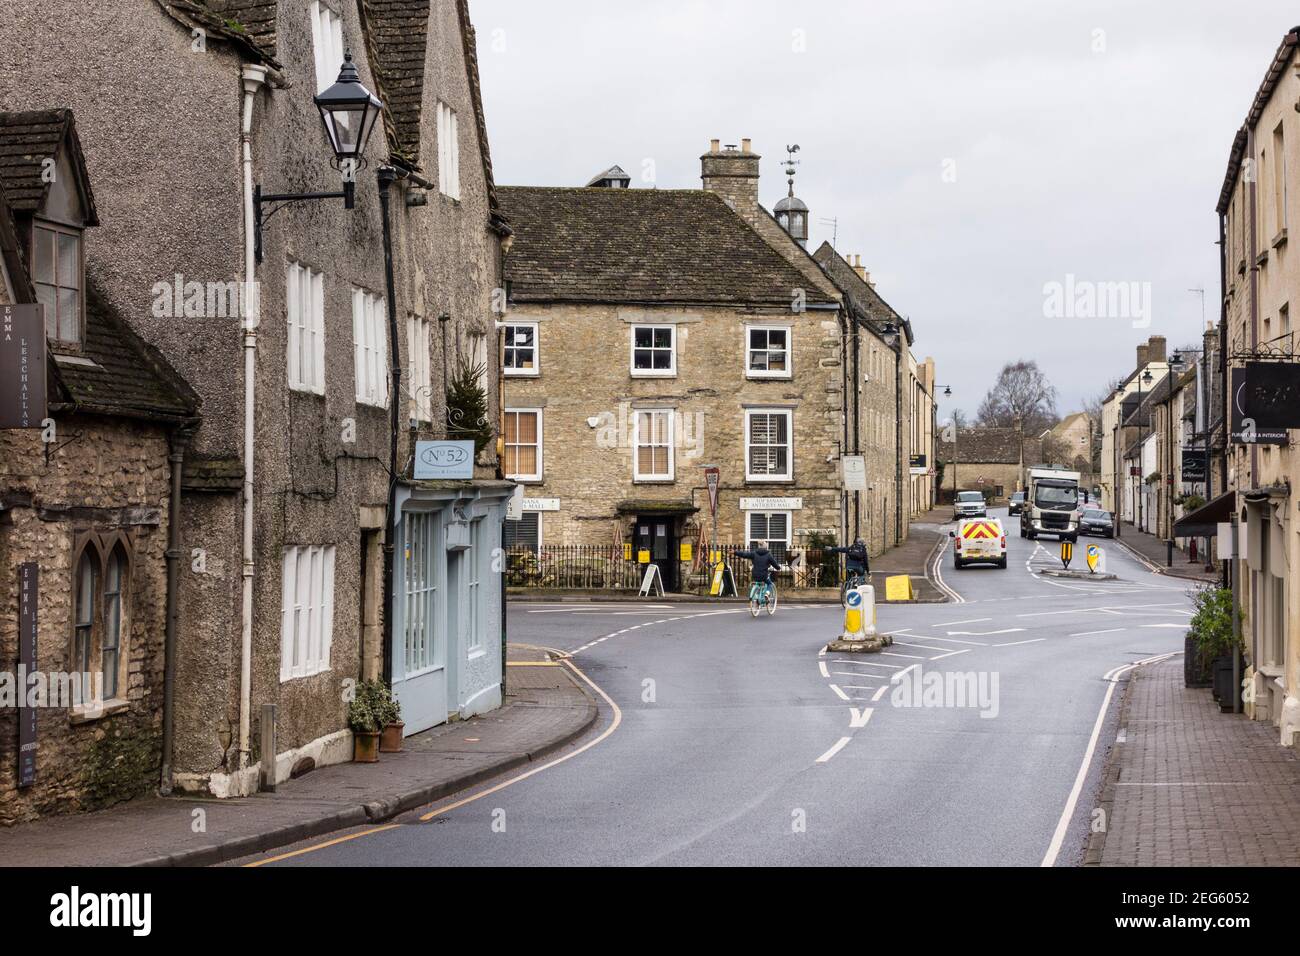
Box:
[0,112,201,823]
[1099,335,1170,513]
[2,0,512,806]
[813,244,932,553]
[936,426,1040,504]
[1212,25,1300,747]
[499,141,895,589]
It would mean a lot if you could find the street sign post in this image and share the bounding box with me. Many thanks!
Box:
[1060,540,1074,569]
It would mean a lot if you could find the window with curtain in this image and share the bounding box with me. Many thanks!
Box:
[504,409,541,480]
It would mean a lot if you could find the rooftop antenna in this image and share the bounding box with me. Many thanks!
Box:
[818,216,839,248]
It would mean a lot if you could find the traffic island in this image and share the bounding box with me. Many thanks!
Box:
[826,633,894,654]
[1040,568,1119,581]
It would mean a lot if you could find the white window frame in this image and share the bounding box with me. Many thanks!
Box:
[745,408,793,481]
[352,287,389,407]
[633,408,675,482]
[287,261,325,394]
[504,408,543,482]
[437,101,460,200]
[630,324,676,377]
[309,1,345,95]
[280,544,335,681]
[503,321,539,376]
[32,220,84,345]
[407,313,432,423]
[745,324,791,379]
[402,512,438,677]
[746,511,792,557]
[467,519,484,655]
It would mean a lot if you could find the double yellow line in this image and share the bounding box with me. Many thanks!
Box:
[245,653,620,867]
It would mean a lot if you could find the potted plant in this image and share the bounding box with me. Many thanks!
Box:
[348,681,382,763]
[1187,586,1243,710]
[377,683,405,753]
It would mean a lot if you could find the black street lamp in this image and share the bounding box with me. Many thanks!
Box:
[253,52,383,261]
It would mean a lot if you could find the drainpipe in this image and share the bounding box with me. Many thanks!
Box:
[159,422,194,794]
[378,166,401,686]
[851,317,860,539]
[238,64,269,771]
[893,339,903,544]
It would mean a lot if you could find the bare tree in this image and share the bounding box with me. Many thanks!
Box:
[976,360,1059,433]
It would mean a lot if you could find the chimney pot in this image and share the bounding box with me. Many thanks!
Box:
[741,138,752,152]
[710,139,720,154]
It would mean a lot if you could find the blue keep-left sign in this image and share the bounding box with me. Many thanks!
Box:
[413,441,475,480]
[846,589,863,608]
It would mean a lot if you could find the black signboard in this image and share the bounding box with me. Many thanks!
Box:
[1181,449,1208,482]
[1230,362,1300,444]
[909,454,927,468]
[18,563,37,788]
[0,304,47,430]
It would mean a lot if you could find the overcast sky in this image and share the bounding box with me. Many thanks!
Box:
[474,1,1297,421]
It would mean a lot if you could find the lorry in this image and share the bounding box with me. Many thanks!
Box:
[1019,467,1082,541]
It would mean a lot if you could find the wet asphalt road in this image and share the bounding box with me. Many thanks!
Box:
[236,508,1195,867]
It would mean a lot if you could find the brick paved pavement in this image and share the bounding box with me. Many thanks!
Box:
[1113,522,1221,585]
[1091,657,1300,866]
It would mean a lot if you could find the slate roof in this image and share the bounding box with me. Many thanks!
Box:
[812,241,913,345]
[359,0,431,166]
[498,186,839,308]
[937,427,1037,465]
[359,0,506,232]
[0,112,197,424]
[0,110,98,223]
[153,0,281,66]
[50,283,200,422]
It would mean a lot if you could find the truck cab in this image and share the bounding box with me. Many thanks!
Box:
[1019,467,1082,542]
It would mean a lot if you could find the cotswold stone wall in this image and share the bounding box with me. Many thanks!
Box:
[0,416,172,825]
[502,302,849,551]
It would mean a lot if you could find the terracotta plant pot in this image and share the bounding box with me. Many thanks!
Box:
[353,730,381,763]
[380,721,405,753]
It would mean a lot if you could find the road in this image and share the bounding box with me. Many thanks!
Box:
[238,508,1195,867]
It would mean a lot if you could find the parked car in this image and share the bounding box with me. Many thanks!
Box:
[1079,508,1114,538]
[953,490,987,521]
[1008,491,1026,515]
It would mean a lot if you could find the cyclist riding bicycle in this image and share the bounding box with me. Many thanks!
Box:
[828,537,870,578]
[829,537,870,603]
[736,540,786,615]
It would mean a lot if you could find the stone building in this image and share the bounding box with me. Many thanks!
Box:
[1,0,512,807]
[1099,335,1169,513]
[1213,25,1300,746]
[936,426,1043,504]
[0,112,200,823]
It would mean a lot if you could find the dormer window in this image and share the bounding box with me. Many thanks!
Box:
[32,221,83,345]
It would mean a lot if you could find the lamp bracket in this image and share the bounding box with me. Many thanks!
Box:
[253,180,356,262]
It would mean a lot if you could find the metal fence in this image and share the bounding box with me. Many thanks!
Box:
[504,544,844,593]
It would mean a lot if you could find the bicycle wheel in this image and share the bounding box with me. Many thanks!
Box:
[766,585,778,615]
[748,589,761,617]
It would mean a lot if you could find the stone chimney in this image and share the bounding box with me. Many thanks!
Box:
[1147,335,1167,363]
[701,138,760,216]
[1136,343,1150,368]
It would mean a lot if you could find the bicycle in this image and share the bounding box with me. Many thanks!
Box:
[840,570,866,605]
[748,578,778,617]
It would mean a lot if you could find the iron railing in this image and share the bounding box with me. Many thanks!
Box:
[504,544,844,593]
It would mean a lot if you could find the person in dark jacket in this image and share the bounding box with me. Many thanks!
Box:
[828,538,870,576]
[736,541,785,583]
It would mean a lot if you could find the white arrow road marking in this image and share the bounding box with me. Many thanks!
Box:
[849,707,874,728]
[829,684,850,701]
[932,618,992,627]
[816,736,852,763]
[872,686,889,702]
[948,628,1025,636]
